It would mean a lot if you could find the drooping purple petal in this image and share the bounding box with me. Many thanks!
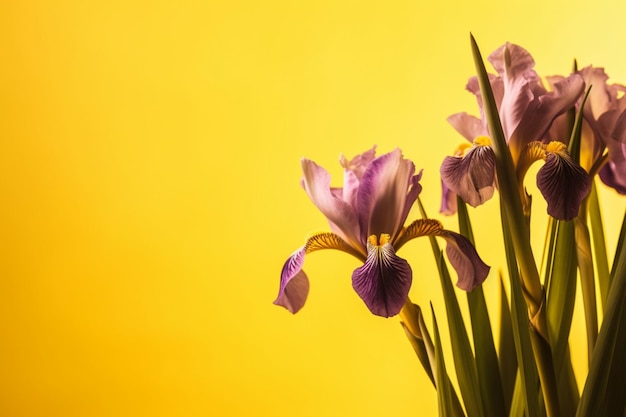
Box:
[274,233,366,314]
[599,140,626,195]
[274,247,309,313]
[392,218,490,291]
[301,159,361,247]
[536,145,591,220]
[356,149,420,242]
[351,236,412,317]
[440,145,496,208]
[440,231,491,291]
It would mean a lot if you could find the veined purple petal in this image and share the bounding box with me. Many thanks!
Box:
[274,232,366,314]
[440,144,496,208]
[352,236,412,317]
[537,144,591,220]
[441,231,491,291]
[301,159,361,247]
[356,149,420,242]
[274,247,310,313]
[392,219,490,291]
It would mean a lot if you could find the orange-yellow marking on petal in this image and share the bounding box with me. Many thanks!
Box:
[368,234,391,246]
[545,141,567,155]
[473,136,492,147]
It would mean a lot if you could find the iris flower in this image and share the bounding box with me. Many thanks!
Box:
[441,43,591,220]
[274,147,490,318]
[547,66,626,194]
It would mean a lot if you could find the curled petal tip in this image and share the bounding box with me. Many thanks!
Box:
[274,248,309,314]
[443,232,491,291]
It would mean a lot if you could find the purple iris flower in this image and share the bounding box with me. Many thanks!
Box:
[548,66,626,194]
[441,43,590,220]
[274,147,490,318]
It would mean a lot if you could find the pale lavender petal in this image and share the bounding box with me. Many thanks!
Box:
[447,113,488,142]
[439,179,458,216]
[356,149,419,242]
[509,74,585,159]
[274,247,310,313]
[599,141,626,195]
[340,146,377,210]
[612,110,626,143]
[467,74,505,116]
[536,149,591,220]
[440,145,496,208]
[351,239,412,317]
[441,232,491,291]
[301,159,361,246]
[488,43,541,140]
[340,146,377,180]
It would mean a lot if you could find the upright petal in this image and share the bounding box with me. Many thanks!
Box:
[301,159,362,247]
[351,235,412,317]
[356,149,420,242]
[447,113,488,142]
[488,43,540,140]
[509,74,585,160]
[274,232,365,314]
[339,146,377,210]
[536,142,591,220]
[440,140,496,208]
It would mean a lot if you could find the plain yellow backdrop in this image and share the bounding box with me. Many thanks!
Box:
[1,1,625,416]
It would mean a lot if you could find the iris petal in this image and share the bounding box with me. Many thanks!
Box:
[274,232,364,314]
[356,149,420,242]
[394,219,490,291]
[301,159,362,248]
[352,238,412,318]
[440,145,496,208]
[599,141,626,195]
[536,144,591,220]
[440,231,491,291]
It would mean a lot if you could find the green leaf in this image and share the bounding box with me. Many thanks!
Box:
[431,304,454,417]
[498,276,517,414]
[457,199,507,417]
[417,198,484,417]
[588,180,610,310]
[577,209,626,416]
[501,208,541,417]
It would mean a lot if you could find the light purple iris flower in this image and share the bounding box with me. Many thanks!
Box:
[548,66,626,194]
[274,147,490,318]
[441,43,590,220]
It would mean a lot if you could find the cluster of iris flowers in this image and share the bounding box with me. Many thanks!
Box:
[274,38,626,417]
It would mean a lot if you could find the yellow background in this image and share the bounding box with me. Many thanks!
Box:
[1,1,625,416]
